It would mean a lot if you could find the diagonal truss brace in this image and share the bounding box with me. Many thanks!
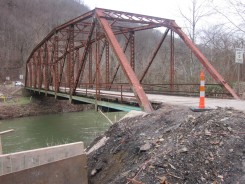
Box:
[72,18,96,95]
[171,24,239,99]
[96,9,153,112]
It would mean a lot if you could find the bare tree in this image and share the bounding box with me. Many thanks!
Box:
[210,0,245,36]
[177,0,215,83]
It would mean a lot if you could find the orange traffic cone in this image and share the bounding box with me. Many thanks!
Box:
[190,70,211,112]
[199,71,205,108]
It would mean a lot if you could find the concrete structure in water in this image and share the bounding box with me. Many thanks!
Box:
[0,142,87,184]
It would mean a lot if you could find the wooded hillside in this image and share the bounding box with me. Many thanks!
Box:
[0,0,88,81]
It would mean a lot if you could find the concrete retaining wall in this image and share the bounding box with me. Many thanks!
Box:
[0,142,87,184]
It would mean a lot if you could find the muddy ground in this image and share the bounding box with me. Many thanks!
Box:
[88,105,245,184]
[0,85,93,120]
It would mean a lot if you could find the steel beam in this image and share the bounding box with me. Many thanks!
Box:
[58,33,70,89]
[95,29,100,101]
[105,41,110,89]
[67,25,75,95]
[89,46,93,87]
[29,61,33,87]
[98,8,174,25]
[37,50,41,89]
[33,55,37,89]
[72,19,95,95]
[140,28,169,83]
[44,42,49,91]
[130,31,135,71]
[39,48,44,89]
[54,35,59,93]
[92,40,106,84]
[171,24,239,99]
[96,9,153,112]
[170,30,174,91]
[109,33,131,88]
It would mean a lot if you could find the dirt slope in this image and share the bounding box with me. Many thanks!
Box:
[88,105,245,184]
[0,85,93,120]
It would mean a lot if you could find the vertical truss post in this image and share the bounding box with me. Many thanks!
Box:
[58,35,70,90]
[130,31,135,71]
[92,41,106,84]
[74,50,79,85]
[97,31,101,98]
[25,63,28,87]
[54,35,59,94]
[39,48,44,89]
[37,50,41,90]
[72,19,95,95]
[95,28,100,102]
[33,55,37,89]
[68,25,75,96]
[89,46,93,88]
[172,24,239,99]
[109,34,130,89]
[44,42,49,93]
[105,41,110,89]
[25,63,29,87]
[140,28,169,83]
[170,30,174,91]
[29,61,33,87]
[96,9,153,112]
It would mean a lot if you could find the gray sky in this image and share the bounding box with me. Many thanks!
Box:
[82,0,245,41]
[82,0,224,28]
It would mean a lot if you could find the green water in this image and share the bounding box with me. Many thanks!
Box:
[0,111,126,154]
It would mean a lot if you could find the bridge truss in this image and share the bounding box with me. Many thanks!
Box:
[25,8,239,112]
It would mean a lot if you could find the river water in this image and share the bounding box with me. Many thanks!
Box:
[0,111,126,154]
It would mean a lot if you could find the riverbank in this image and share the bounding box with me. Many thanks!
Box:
[87,105,245,184]
[0,85,94,120]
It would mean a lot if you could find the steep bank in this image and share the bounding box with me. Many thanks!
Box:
[87,105,245,184]
[0,86,94,120]
[0,97,94,120]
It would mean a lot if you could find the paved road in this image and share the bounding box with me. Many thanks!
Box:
[74,88,245,112]
[147,94,245,112]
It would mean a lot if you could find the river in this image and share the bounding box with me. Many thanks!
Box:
[0,111,126,154]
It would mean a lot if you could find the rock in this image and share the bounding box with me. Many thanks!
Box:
[91,169,97,176]
[227,127,232,131]
[179,147,188,153]
[205,129,211,136]
[220,117,229,122]
[140,142,151,151]
[156,176,167,184]
[149,165,155,169]
[187,115,195,122]
[159,138,164,142]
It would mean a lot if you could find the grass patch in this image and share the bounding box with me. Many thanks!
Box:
[1,97,32,106]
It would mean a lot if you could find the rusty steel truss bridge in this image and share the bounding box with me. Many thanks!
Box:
[25,8,239,112]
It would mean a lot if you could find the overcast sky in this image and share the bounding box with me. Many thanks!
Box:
[82,0,225,29]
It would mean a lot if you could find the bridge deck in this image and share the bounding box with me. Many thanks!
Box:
[26,87,141,112]
[76,88,245,112]
[26,87,245,112]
